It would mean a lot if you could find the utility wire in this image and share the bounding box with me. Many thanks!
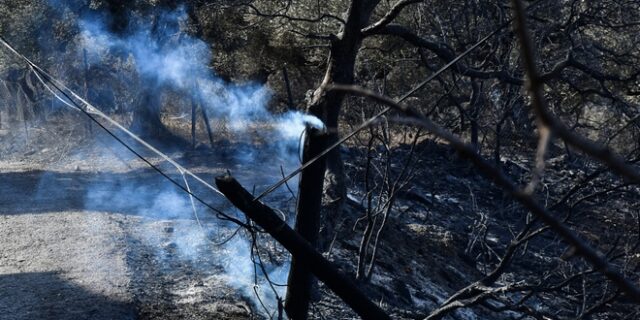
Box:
[254,15,519,201]
[0,34,249,228]
[1,0,542,206]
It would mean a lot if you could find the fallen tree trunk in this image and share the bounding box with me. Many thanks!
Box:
[214,175,391,320]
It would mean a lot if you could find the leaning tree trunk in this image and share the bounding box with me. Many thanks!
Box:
[284,1,381,319]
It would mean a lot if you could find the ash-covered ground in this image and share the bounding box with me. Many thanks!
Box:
[0,120,296,320]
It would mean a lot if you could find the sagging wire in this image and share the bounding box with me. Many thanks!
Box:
[0,34,289,316]
[180,171,203,228]
[0,34,248,230]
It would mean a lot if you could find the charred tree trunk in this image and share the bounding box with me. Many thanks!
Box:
[282,65,295,111]
[469,81,483,150]
[200,105,214,148]
[191,82,214,148]
[132,90,173,139]
[320,134,347,247]
[304,0,381,248]
[214,175,391,320]
[285,1,381,318]
[284,128,328,320]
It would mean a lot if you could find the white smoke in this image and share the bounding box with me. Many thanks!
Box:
[34,1,326,316]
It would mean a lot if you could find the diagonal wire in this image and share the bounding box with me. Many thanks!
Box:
[0,35,223,196]
[254,16,516,201]
[181,171,204,228]
[0,34,249,228]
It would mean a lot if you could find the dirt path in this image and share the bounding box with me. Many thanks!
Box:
[0,210,136,319]
[0,165,257,319]
[0,131,289,319]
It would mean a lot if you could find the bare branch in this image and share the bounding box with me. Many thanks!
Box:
[361,0,424,35]
[510,0,640,183]
[368,24,525,85]
[242,2,346,25]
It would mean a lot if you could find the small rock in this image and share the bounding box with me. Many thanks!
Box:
[164,242,178,250]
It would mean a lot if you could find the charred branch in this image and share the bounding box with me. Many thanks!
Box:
[214,174,392,320]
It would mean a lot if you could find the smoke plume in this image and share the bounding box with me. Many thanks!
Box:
[13,0,323,316]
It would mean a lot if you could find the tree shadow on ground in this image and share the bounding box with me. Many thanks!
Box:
[0,168,229,217]
[0,164,293,217]
[0,271,137,320]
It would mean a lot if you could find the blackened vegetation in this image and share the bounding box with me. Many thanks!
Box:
[2,0,640,319]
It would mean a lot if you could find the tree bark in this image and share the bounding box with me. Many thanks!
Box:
[282,65,295,111]
[284,128,328,320]
[469,81,483,150]
[132,90,166,138]
[286,1,381,318]
[200,105,214,148]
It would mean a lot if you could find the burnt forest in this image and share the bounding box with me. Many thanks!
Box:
[1,0,640,319]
